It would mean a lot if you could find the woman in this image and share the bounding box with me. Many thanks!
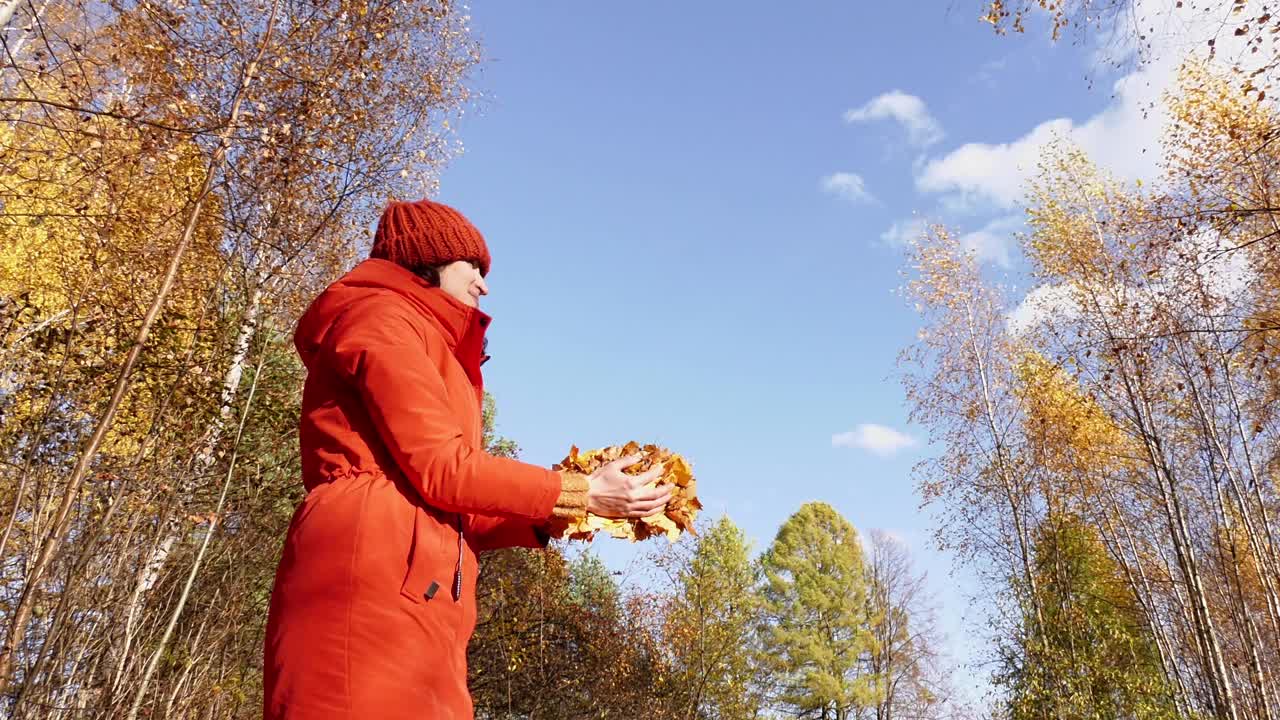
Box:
[263,199,671,719]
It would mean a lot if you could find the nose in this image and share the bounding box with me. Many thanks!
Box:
[475,273,488,296]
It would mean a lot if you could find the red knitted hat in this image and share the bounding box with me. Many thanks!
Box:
[370,199,491,276]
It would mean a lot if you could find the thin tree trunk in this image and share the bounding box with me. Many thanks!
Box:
[961,295,1054,713]
[1099,491,1193,716]
[109,495,179,698]
[0,304,84,564]
[133,286,262,601]
[1210,455,1275,720]
[0,5,279,691]
[1063,237,1240,718]
[1181,328,1280,644]
[161,620,206,719]
[1075,157,1247,718]
[1146,407,1239,720]
[125,349,266,720]
[1213,331,1280,641]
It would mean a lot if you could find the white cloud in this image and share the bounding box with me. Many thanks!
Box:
[880,217,929,247]
[1007,283,1081,337]
[917,107,1147,210]
[879,215,1021,266]
[936,191,991,217]
[957,215,1024,268]
[1006,230,1258,338]
[845,90,944,147]
[821,172,874,203]
[833,424,917,457]
[916,0,1260,212]
[1183,229,1255,307]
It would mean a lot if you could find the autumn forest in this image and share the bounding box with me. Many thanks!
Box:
[1,0,1279,719]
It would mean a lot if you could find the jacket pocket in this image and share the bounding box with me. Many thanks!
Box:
[400,503,445,604]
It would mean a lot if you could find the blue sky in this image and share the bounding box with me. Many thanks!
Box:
[430,0,1199,698]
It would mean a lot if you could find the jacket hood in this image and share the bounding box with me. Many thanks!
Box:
[294,258,492,372]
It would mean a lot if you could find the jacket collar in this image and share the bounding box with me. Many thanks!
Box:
[342,258,491,351]
[296,259,492,390]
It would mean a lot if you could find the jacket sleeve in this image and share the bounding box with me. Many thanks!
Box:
[323,294,561,521]
[467,516,551,552]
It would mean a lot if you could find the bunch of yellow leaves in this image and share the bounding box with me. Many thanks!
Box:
[548,442,701,542]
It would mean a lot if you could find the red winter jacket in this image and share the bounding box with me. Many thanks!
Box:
[263,258,563,719]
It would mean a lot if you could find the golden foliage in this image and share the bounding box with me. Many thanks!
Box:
[0,106,226,460]
[1014,350,1132,479]
[548,441,701,543]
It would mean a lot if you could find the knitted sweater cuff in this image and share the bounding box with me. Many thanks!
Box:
[552,472,590,520]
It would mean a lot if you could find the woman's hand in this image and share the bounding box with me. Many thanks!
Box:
[586,454,673,519]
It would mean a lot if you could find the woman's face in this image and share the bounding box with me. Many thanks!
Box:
[437,260,488,308]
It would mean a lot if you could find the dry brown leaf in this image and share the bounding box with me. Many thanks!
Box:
[546,441,702,543]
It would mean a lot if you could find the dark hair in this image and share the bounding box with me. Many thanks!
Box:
[410,259,483,287]
[411,265,441,286]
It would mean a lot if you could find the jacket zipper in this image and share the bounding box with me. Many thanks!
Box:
[452,514,464,602]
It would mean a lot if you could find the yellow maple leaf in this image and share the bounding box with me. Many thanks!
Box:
[547,442,702,543]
